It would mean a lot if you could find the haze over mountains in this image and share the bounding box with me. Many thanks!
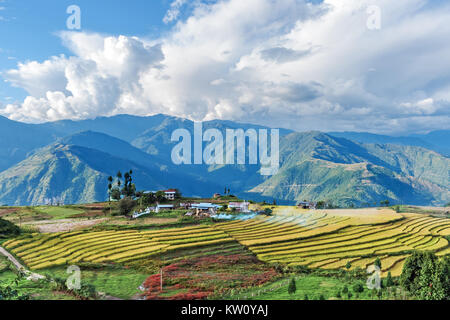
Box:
[0,114,448,207]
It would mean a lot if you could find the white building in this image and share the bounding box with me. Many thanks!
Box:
[163,189,177,201]
[228,202,250,213]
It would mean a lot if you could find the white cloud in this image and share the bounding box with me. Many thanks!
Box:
[163,0,188,24]
[1,0,450,134]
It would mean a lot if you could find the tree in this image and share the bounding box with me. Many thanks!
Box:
[385,272,394,287]
[342,285,349,294]
[118,197,136,216]
[288,278,297,295]
[400,251,429,293]
[155,191,166,203]
[117,171,122,189]
[374,257,382,270]
[400,251,449,300]
[316,201,326,209]
[121,170,136,198]
[142,192,156,206]
[0,218,21,239]
[345,261,352,270]
[111,188,121,201]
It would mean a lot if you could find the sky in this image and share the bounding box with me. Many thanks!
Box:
[0,0,449,135]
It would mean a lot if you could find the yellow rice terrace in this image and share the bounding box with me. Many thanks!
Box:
[4,207,450,278]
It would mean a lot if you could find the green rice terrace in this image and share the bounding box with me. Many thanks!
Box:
[1,204,449,300]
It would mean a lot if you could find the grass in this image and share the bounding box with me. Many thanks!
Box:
[231,274,402,300]
[40,265,148,299]
[32,206,85,219]
[0,255,75,300]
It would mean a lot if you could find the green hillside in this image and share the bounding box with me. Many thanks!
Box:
[250,132,449,206]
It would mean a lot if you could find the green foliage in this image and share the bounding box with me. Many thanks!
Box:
[345,261,352,270]
[0,273,29,300]
[374,257,382,269]
[352,282,364,293]
[288,277,297,295]
[118,197,136,216]
[385,272,394,287]
[0,218,21,239]
[111,188,121,201]
[400,251,449,300]
[342,285,348,294]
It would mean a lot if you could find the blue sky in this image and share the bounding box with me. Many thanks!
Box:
[0,0,175,100]
[0,0,449,135]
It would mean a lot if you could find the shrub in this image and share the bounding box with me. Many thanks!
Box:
[288,278,296,295]
[119,197,136,216]
[0,218,21,239]
[352,282,364,293]
[385,272,394,287]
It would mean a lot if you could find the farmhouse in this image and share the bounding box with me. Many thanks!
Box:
[163,189,177,201]
[187,203,222,217]
[297,201,316,209]
[229,202,250,213]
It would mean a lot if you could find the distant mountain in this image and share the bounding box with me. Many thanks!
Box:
[250,132,450,206]
[410,130,450,156]
[0,143,157,206]
[0,116,62,172]
[0,134,222,206]
[0,114,447,206]
[329,130,450,156]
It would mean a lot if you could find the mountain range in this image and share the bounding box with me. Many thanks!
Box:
[0,114,448,207]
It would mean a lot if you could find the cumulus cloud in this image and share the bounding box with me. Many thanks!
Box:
[1,0,450,134]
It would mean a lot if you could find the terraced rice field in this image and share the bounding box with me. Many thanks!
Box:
[214,208,450,277]
[3,225,235,270]
[4,207,450,277]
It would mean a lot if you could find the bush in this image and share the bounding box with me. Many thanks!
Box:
[0,218,21,239]
[352,282,364,293]
[118,197,136,216]
[385,272,394,287]
[73,283,97,300]
[288,278,296,295]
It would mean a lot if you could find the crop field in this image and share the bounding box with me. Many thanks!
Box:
[4,207,450,279]
[3,225,235,270]
[215,208,450,277]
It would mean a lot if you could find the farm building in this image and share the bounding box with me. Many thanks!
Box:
[297,201,316,209]
[187,203,222,217]
[163,189,177,200]
[229,202,250,213]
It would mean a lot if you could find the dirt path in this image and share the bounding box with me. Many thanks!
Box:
[0,246,45,281]
[1,246,125,300]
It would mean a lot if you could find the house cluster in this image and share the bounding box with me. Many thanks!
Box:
[297,201,317,209]
[132,198,251,219]
[143,189,177,200]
